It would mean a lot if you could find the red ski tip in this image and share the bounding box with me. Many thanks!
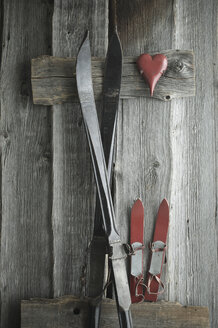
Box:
[161,198,169,208]
[133,198,143,206]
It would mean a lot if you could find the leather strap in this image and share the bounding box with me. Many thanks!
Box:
[144,198,169,301]
[130,199,144,303]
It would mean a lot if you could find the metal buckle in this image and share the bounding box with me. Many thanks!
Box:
[130,242,143,277]
[148,241,166,275]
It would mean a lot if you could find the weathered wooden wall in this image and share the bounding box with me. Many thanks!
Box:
[51,0,108,299]
[31,52,195,104]
[21,297,210,328]
[115,0,217,326]
[0,1,53,327]
[0,1,217,328]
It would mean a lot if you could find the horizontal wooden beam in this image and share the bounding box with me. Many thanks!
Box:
[21,296,209,328]
[31,50,195,105]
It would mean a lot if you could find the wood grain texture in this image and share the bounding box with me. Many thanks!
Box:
[115,1,217,327]
[31,51,195,105]
[168,1,218,327]
[0,0,3,323]
[52,0,108,297]
[0,0,3,64]
[215,10,218,327]
[21,296,210,328]
[0,2,216,328]
[0,1,53,327]
[114,0,174,302]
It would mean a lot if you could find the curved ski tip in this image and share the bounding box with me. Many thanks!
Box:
[85,30,89,39]
[161,198,169,209]
[78,30,90,53]
[132,198,143,208]
[111,29,120,42]
[82,30,89,45]
[83,30,89,39]
[108,30,122,56]
[134,198,142,204]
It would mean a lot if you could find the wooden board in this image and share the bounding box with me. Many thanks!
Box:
[0,1,53,327]
[114,0,173,301]
[168,1,218,327]
[31,51,195,105]
[51,0,108,298]
[115,1,217,328]
[0,1,217,328]
[21,296,210,328]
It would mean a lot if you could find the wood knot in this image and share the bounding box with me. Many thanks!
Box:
[173,60,184,72]
[42,152,51,162]
[73,308,80,315]
[145,160,160,190]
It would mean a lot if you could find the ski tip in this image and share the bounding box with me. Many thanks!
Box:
[76,30,92,96]
[133,198,143,208]
[76,31,91,74]
[161,198,169,208]
[84,29,89,40]
[77,30,90,55]
[110,29,120,42]
[131,199,144,218]
[158,198,169,223]
[82,30,90,47]
[159,199,169,214]
[108,29,122,58]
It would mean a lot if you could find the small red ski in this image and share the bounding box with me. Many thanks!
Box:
[130,199,144,303]
[144,198,169,301]
[130,198,169,303]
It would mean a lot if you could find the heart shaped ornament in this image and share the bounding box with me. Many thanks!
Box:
[137,54,168,96]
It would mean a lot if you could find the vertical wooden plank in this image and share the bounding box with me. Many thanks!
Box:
[0,1,53,327]
[116,1,217,326]
[215,11,218,324]
[0,0,3,63]
[169,1,217,327]
[0,0,3,322]
[52,0,108,296]
[115,0,173,299]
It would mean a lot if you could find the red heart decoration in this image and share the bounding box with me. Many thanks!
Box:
[137,54,168,96]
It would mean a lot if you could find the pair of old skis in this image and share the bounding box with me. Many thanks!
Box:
[76,31,132,328]
[130,199,169,303]
[76,31,169,327]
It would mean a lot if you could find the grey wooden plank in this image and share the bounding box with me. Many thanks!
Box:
[0,0,53,327]
[115,2,217,327]
[214,9,218,328]
[32,52,194,79]
[31,51,195,104]
[114,0,174,302]
[52,0,108,297]
[168,1,217,327]
[21,296,210,328]
[0,0,3,64]
[0,0,3,323]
